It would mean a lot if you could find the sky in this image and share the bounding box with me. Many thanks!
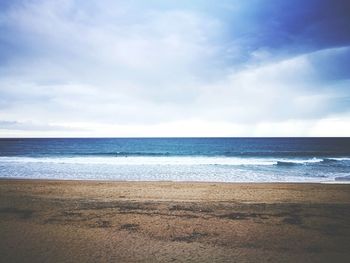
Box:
[0,0,349,137]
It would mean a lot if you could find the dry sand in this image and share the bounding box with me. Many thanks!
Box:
[0,179,350,262]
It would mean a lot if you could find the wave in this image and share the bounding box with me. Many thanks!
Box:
[1,156,345,167]
[0,156,276,166]
[324,157,350,161]
[0,155,349,183]
[320,158,339,164]
[275,158,325,166]
[276,161,299,166]
[82,152,173,157]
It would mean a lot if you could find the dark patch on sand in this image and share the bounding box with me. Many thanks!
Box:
[305,246,323,253]
[120,223,139,231]
[79,201,156,211]
[169,204,213,213]
[322,224,342,235]
[0,207,34,219]
[95,220,111,228]
[282,216,302,225]
[62,211,83,217]
[219,212,259,220]
[172,231,208,243]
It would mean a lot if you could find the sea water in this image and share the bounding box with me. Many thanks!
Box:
[0,138,349,182]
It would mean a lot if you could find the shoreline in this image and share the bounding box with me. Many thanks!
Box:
[1,177,349,184]
[1,179,350,262]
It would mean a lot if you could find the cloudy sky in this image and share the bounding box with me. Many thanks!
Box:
[0,0,349,137]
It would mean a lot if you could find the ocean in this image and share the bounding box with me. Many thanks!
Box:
[0,138,350,182]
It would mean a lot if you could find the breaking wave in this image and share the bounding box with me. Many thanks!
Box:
[1,156,346,166]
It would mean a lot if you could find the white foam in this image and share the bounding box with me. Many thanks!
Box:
[0,155,348,183]
[276,158,323,164]
[0,156,324,166]
[327,157,350,161]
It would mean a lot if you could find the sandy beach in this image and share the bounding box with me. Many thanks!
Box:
[0,180,350,262]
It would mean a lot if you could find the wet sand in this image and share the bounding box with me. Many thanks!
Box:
[0,180,350,262]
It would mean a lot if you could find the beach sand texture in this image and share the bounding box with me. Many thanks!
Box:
[1,180,350,262]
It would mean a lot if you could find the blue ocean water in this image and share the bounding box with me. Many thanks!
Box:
[0,138,350,182]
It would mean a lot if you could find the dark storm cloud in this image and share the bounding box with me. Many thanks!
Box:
[225,0,350,51]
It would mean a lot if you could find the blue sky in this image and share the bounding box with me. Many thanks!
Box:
[0,0,349,136]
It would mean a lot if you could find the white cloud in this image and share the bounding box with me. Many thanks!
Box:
[192,47,350,123]
[0,0,349,136]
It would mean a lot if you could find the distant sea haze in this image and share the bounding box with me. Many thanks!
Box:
[0,138,350,182]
